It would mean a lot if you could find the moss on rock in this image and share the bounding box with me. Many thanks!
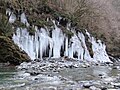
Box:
[0,36,30,65]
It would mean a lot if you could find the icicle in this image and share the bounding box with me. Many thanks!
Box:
[52,20,65,58]
[34,30,39,59]
[21,13,29,27]
[65,37,68,56]
[68,43,74,58]
[28,35,35,60]
[9,13,16,23]
[68,34,84,60]
[6,9,11,16]
[78,32,92,60]
[48,37,53,59]
[36,28,53,60]
[12,28,20,46]
[20,28,28,52]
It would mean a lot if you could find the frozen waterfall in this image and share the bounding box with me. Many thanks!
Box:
[12,13,111,62]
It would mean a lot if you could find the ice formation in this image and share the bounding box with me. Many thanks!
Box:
[21,13,29,27]
[9,13,16,23]
[12,13,111,62]
[6,9,16,23]
[85,30,111,62]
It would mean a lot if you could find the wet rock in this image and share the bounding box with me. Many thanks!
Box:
[100,86,107,90]
[112,66,119,69]
[83,82,92,88]
[34,78,39,80]
[89,86,100,90]
[69,65,74,69]
[105,62,111,64]
[98,74,103,76]
[10,83,26,88]
[73,64,79,68]
[23,73,31,76]
[98,74,106,78]
[82,64,87,68]
[94,62,99,66]
[85,63,90,67]
[49,59,56,63]
[42,86,57,90]
[103,77,115,82]
[34,59,41,62]
[30,72,40,76]
[19,72,30,78]
[111,83,120,88]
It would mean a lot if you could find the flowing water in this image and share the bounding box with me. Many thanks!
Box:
[0,64,120,90]
[0,66,17,88]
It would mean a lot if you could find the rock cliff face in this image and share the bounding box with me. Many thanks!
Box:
[0,36,30,65]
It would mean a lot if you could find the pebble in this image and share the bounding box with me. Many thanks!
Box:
[111,82,120,88]
[81,64,87,68]
[22,73,30,77]
[100,86,107,90]
[89,86,97,90]
[42,86,57,90]
[112,66,118,69]
[83,82,92,88]
[30,72,40,76]
[98,74,103,76]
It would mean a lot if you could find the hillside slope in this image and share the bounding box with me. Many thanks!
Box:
[58,0,120,57]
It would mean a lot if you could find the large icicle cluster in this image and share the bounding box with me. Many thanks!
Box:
[10,12,111,62]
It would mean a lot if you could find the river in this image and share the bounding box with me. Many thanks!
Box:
[0,61,120,90]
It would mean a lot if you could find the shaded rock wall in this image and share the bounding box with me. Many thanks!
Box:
[0,36,30,65]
